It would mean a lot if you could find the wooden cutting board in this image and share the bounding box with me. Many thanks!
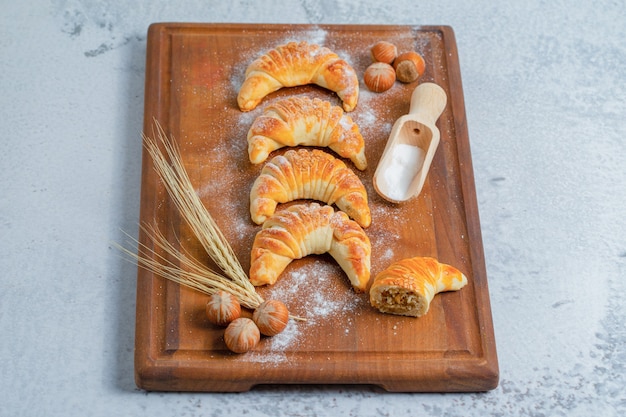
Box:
[134,23,498,392]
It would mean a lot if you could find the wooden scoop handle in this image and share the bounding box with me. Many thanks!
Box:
[408,82,447,127]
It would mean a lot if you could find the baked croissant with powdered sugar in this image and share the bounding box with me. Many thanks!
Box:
[249,203,371,292]
[237,41,359,112]
[250,149,371,228]
[246,96,367,170]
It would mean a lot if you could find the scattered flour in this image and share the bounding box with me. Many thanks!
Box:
[238,259,366,364]
[183,28,442,365]
[243,320,301,365]
[264,260,363,323]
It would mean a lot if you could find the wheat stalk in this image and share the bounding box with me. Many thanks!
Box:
[143,121,252,286]
[125,119,265,309]
[115,224,264,309]
[119,120,307,321]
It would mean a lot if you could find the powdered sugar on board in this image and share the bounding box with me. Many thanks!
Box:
[263,259,365,321]
[184,28,456,362]
[243,259,369,365]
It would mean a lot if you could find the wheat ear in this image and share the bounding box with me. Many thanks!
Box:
[132,120,264,309]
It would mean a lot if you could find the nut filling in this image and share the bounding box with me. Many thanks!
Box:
[369,257,467,318]
[376,288,425,317]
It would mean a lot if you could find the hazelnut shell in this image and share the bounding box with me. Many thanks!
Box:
[205,290,241,326]
[252,300,289,336]
[363,62,396,93]
[393,51,426,83]
[370,41,397,65]
[224,317,261,353]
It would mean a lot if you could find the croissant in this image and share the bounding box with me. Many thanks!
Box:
[249,203,371,292]
[247,96,367,170]
[237,41,359,112]
[369,257,467,317]
[250,149,371,228]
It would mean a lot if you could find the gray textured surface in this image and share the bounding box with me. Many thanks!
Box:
[1,0,625,416]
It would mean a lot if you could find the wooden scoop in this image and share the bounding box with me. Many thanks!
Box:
[373,82,447,203]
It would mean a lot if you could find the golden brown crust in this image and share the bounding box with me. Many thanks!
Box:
[369,257,467,317]
[250,149,371,227]
[237,41,359,112]
[249,203,371,292]
[247,96,367,170]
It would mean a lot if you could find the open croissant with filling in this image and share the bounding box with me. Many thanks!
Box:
[369,257,468,317]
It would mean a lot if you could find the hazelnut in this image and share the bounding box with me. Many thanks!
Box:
[252,299,289,336]
[205,290,241,326]
[224,317,261,353]
[363,62,396,93]
[393,51,426,83]
[370,41,397,65]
